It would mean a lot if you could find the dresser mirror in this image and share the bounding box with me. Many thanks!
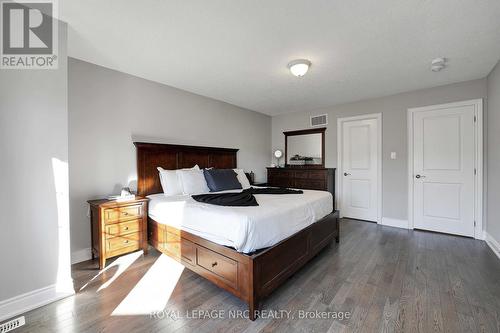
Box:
[284,127,326,168]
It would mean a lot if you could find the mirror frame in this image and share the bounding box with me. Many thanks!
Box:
[284,127,326,168]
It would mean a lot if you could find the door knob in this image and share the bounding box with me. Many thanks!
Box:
[344,172,351,176]
[415,174,426,179]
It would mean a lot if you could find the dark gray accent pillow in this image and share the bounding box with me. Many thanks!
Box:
[203,169,242,192]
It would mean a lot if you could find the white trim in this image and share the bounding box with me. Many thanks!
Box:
[407,108,414,231]
[337,113,382,223]
[381,217,409,229]
[474,101,484,239]
[71,247,92,264]
[0,284,74,322]
[407,99,483,239]
[484,232,500,260]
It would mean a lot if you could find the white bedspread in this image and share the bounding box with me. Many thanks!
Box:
[147,188,333,253]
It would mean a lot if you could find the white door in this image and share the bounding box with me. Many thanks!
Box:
[412,105,475,236]
[340,117,379,222]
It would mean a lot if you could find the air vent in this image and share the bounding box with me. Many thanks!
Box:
[311,114,328,127]
[0,316,25,333]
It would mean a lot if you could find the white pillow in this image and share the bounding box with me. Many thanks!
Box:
[177,169,210,195]
[157,165,199,195]
[234,169,251,189]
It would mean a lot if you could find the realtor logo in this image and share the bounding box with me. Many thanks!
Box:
[1,0,58,69]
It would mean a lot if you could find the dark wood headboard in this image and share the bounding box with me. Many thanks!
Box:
[134,142,238,196]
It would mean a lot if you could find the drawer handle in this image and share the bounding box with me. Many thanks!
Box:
[124,227,129,230]
[124,240,129,244]
[122,212,129,216]
[211,262,218,267]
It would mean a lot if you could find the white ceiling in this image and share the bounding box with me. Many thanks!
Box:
[61,0,500,116]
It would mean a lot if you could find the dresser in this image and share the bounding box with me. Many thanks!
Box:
[88,197,149,269]
[267,167,335,202]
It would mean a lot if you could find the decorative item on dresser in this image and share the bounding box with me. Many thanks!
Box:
[87,197,149,269]
[135,142,339,321]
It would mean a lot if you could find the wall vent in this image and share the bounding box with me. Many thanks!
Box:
[310,114,328,127]
[0,316,25,333]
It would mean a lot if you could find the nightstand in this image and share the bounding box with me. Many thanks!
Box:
[87,197,149,269]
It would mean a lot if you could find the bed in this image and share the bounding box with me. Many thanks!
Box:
[135,142,339,320]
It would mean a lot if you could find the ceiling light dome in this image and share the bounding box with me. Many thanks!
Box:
[288,59,311,77]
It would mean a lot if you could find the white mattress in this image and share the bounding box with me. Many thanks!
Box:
[147,188,333,253]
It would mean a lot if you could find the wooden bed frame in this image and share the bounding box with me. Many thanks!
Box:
[134,142,339,320]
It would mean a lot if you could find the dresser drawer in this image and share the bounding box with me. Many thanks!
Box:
[307,170,327,180]
[267,169,292,177]
[293,171,310,179]
[106,232,141,252]
[197,246,237,287]
[268,177,293,188]
[105,219,141,237]
[294,178,326,190]
[292,170,326,179]
[104,204,143,223]
[164,232,196,266]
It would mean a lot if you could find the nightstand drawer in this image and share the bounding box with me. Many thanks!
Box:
[106,232,141,252]
[106,219,141,237]
[104,204,143,223]
[88,197,149,269]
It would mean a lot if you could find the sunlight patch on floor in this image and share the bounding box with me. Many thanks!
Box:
[79,251,143,292]
[97,251,144,291]
[111,254,184,316]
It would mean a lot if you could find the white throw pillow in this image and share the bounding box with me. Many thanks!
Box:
[157,165,199,195]
[177,169,210,195]
[234,169,251,189]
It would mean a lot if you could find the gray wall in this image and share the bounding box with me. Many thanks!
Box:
[487,61,500,243]
[0,23,72,306]
[68,58,271,257]
[272,79,487,221]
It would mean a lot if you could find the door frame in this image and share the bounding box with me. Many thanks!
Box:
[407,99,483,239]
[337,113,382,223]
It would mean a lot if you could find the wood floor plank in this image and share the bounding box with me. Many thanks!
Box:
[8,219,500,333]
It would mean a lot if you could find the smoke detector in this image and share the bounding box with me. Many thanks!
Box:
[431,57,446,72]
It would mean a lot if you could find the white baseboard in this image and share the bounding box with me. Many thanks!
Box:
[71,247,92,264]
[380,217,409,229]
[484,232,500,260]
[0,284,74,322]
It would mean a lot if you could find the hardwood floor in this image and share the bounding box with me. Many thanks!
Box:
[14,219,500,332]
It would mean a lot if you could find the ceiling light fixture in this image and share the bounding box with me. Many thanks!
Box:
[431,57,446,72]
[288,59,311,77]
